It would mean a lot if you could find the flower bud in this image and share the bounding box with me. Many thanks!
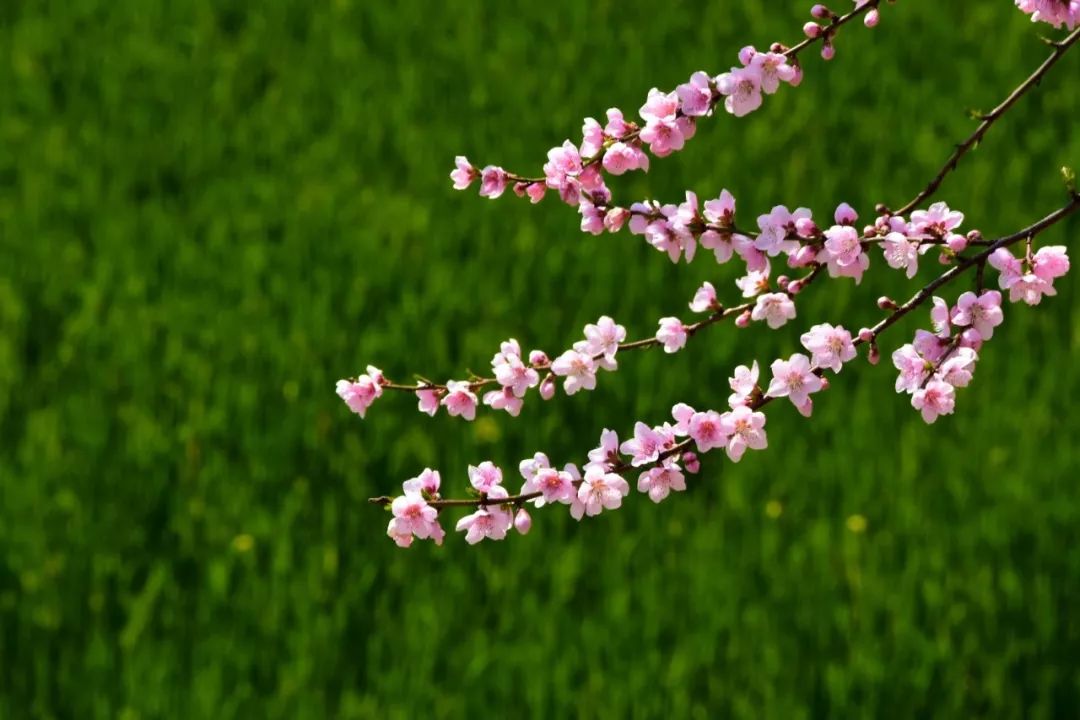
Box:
[946,233,968,253]
[867,344,881,365]
[604,207,629,232]
[794,217,819,239]
[539,374,556,400]
[514,508,532,535]
[811,4,832,19]
[966,229,983,244]
[803,21,821,38]
[786,280,804,295]
[864,9,880,27]
[735,310,752,328]
[821,43,835,61]
[529,350,549,366]
[777,275,790,291]
[682,452,700,474]
[877,296,898,311]
[858,327,874,342]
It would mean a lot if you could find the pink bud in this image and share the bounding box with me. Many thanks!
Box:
[790,244,818,267]
[789,65,804,88]
[867,345,881,365]
[738,45,757,66]
[877,296,898,311]
[858,327,874,342]
[946,233,968,253]
[529,350,549,366]
[604,207,630,232]
[794,217,819,239]
[834,202,858,226]
[777,275,790,290]
[818,375,830,391]
[938,252,952,265]
[525,182,546,204]
[864,9,880,27]
[786,280,804,295]
[539,374,556,400]
[862,224,877,237]
[513,182,529,198]
[803,22,821,38]
[821,43,835,61]
[514,508,532,535]
[811,4,832,19]
[682,452,700,474]
[966,229,983,244]
[735,310,752,328]
[769,42,786,53]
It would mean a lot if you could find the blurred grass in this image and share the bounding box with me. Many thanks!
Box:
[1,0,1079,717]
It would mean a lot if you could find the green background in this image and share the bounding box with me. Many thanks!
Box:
[2,1,1079,717]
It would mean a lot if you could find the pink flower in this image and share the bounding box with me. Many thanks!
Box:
[687,410,729,453]
[689,281,718,313]
[1015,0,1080,29]
[580,117,605,157]
[416,387,441,416]
[450,156,478,190]
[583,316,627,365]
[455,487,512,544]
[656,317,689,353]
[468,461,503,492]
[910,201,964,237]
[579,201,605,235]
[1033,245,1070,282]
[604,206,630,232]
[336,366,385,418]
[441,380,478,420]
[585,429,621,472]
[483,387,523,416]
[525,466,577,507]
[518,451,551,484]
[639,88,695,156]
[676,71,714,116]
[703,189,736,227]
[391,492,440,541]
[988,247,1023,289]
[603,142,643,175]
[825,247,870,284]
[766,353,823,410]
[728,361,760,407]
[930,297,952,338]
[939,347,978,388]
[605,107,629,137]
[892,344,929,394]
[911,380,956,424]
[952,290,1003,339]
[493,340,540,397]
[799,323,856,372]
[823,225,863,267]
[716,66,763,117]
[755,205,806,256]
[751,292,796,329]
[637,466,687,503]
[718,406,767,462]
[620,421,664,467]
[736,270,770,298]
[882,231,920,278]
[750,52,797,94]
[550,350,597,395]
[479,166,508,198]
[570,467,630,519]
[402,468,441,497]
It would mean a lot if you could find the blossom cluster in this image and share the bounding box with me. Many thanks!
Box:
[357,1,1080,548]
[1015,0,1080,28]
[449,1,883,213]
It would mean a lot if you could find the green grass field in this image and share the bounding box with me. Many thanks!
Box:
[2,1,1079,717]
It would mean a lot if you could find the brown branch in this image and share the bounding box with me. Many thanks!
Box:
[891,26,1080,217]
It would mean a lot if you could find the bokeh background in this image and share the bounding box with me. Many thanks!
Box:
[2,1,1079,717]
